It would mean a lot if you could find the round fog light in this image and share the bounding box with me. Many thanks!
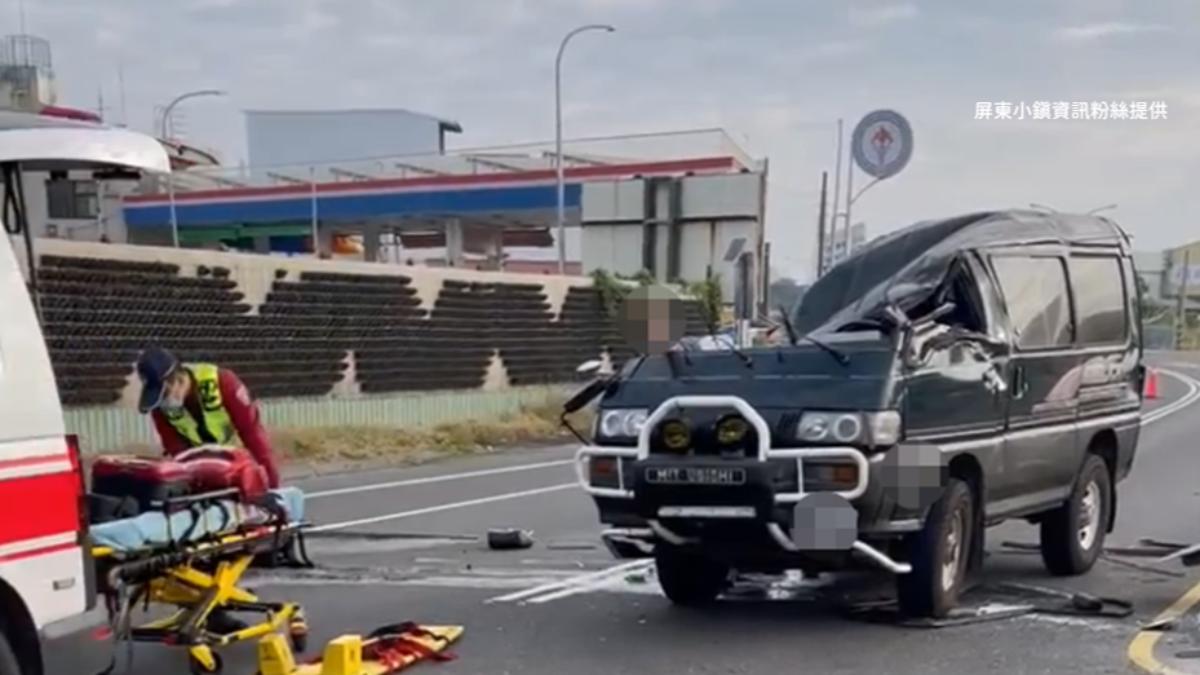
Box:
[661,420,691,451]
[716,416,749,445]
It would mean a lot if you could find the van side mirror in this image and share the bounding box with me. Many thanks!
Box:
[563,378,608,415]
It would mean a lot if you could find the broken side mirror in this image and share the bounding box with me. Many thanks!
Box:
[562,376,610,445]
[982,363,1008,395]
[925,328,1005,355]
[563,376,609,415]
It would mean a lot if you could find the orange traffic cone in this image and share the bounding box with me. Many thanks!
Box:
[1145,368,1160,399]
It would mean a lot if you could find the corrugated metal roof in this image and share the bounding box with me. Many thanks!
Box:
[243,107,462,133]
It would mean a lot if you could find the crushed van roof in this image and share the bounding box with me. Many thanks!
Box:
[795,209,1131,334]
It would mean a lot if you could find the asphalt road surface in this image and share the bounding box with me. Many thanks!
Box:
[121,352,1200,675]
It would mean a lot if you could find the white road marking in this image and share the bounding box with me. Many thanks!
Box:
[308,483,577,533]
[249,568,581,591]
[525,562,658,604]
[307,459,574,500]
[487,559,653,604]
[1142,369,1200,426]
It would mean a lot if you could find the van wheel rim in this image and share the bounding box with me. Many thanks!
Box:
[942,506,966,593]
[1078,481,1101,551]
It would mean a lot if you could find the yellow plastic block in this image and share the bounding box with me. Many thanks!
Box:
[258,634,297,675]
[320,635,364,675]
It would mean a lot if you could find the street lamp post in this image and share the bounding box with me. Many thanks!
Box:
[161,89,226,248]
[555,24,614,275]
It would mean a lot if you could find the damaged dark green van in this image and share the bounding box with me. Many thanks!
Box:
[571,209,1144,618]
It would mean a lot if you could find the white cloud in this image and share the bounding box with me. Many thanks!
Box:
[1118,86,1200,110]
[848,3,918,28]
[806,39,868,59]
[188,0,240,10]
[1054,22,1168,42]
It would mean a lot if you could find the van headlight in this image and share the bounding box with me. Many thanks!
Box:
[599,408,649,439]
[796,411,902,447]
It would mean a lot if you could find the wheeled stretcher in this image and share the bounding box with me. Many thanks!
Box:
[91,486,312,674]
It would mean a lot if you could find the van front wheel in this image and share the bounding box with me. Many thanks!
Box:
[1040,454,1111,576]
[896,478,974,618]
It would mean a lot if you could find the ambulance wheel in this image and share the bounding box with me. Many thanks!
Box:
[896,477,974,618]
[1040,454,1111,576]
[655,546,731,606]
[188,651,223,675]
[0,632,23,675]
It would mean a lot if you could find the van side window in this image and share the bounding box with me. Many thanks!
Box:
[990,256,1073,349]
[1067,256,1127,344]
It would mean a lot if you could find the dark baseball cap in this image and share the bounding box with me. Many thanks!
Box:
[136,346,180,413]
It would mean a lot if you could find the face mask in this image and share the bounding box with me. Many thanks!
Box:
[161,395,185,412]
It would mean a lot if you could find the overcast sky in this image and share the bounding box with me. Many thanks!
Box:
[14,0,1199,280]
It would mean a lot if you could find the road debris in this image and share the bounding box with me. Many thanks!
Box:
[1141,617,1177,632]
[1001,540,1187,577]
[1100,553,1185,578]
[547,542,598,551]
[843,581,1133,628]
[487,529,535,550]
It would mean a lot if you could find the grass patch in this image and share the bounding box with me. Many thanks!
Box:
[272,401,594,467]
[96,399,595,472]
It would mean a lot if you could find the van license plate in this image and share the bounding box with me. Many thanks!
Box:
[645,467,747,486]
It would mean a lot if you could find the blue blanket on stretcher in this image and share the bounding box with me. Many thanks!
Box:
[90,487,305,552]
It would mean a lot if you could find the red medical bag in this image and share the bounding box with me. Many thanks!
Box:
[90,455,192,513]
[176,447,269,501]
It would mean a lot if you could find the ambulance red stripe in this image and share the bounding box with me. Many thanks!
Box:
[0,453,70,470]
[0,470,81,547]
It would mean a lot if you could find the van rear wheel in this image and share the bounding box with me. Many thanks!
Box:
[1040,454,1111,576]
[655,546,731,606]
[896,478,974,618]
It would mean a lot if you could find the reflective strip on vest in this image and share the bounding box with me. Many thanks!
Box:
[163,363,236,446]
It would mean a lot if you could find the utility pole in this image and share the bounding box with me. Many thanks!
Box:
[555,24,615,274]
[1177,250,1191,350]
[816,171,828,278]
[829,119,843,273]
[118,63,128,127]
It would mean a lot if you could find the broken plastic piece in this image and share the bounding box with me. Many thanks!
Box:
[1141,617,1176,632]
[487,529,534,550]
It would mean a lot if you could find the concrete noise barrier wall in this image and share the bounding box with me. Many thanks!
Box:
[27,239,708,409]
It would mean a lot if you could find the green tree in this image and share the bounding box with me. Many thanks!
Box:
[685,275,724,334]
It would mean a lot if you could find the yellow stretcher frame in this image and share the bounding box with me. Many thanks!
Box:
[258,625,464,675]
[95,521,311,674]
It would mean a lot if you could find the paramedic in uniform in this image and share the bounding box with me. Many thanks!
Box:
[136,346,281,489]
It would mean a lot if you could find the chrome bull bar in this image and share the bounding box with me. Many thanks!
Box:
[580,395,911,575]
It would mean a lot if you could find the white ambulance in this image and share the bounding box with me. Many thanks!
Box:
[0,112,169,675]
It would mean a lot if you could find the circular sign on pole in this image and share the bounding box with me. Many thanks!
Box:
[851,109,913,179]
